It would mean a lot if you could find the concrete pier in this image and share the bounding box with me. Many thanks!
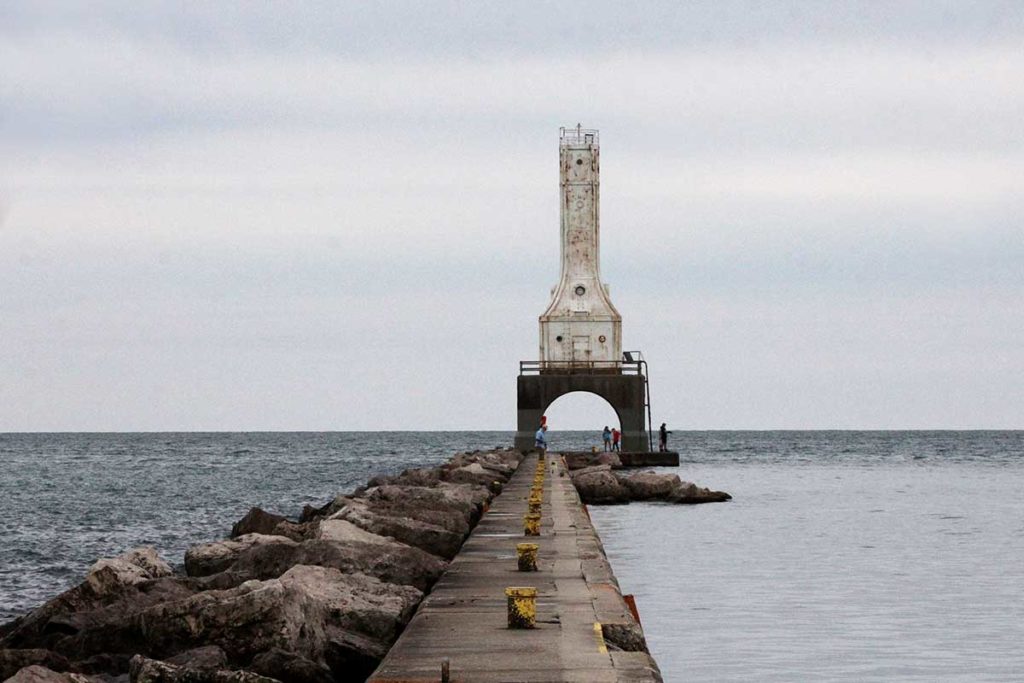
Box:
[368,453,661,682]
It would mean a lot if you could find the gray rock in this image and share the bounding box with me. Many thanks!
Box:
[601,622,649,652]
[128,656,277,683]
[444,463,501,487]
[314,519,390,545]
[667,481,732,504]
[266,521,312,542]
[164,646,227,670]
[140,566,417,679]
[572,464,613,478]
[331,501,464,559]
[362,485,479,532]
[229,509,287,539]
[365,467,441,489]
[3,665,97,683]
[571,468,631,505]
[1,550,190,651]
[616,471,681,501]
[563,452,622,470]
[222,536,446,592]
[248,649,332,683]
[448,452,517,478]
[184,535,296,578]
[0,650,70,681]
[595,452,622,468]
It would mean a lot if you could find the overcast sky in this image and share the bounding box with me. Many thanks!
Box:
[2,2,1022,431]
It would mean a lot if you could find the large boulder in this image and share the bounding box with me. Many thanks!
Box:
[215,537,446,593]
[314,519,390,545]
[331,501,464,560]
[440,463,499,488]
[1,549,188,651]
[667,481,732,504]
[84,548,173,595]
[571,467,631,505]
[229,509,287,539]
[301,479,488,528]
[164,645,228,670]
[362,485,479,532]
[248,648,333,683]
[616,472,681,501]
[119,566,419,681]
[129,655,278,682]
[447,452,517,478]
[184,535,296,578]
[0,650,70,681]
[2,665,97,682]
[362,450,520,493]
[365,467,442,490]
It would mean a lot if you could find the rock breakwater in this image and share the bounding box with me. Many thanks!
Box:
[565,456,732,505]
[0,449,523,683]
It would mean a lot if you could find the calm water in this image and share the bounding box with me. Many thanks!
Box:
[2,431,1022,682]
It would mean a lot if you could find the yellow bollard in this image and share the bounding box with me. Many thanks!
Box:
[516,543,539,571]
[524,512,541,536]
[506,586,537,628]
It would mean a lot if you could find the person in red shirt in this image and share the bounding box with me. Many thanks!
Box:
[611,427,621,452]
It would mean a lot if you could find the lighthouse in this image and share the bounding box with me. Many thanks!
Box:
[516,126,656,453]
[539,125,622,369]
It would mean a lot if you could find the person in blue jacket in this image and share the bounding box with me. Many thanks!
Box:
[535,424,548,455]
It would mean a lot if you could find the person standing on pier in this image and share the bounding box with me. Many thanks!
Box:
[611,427,621,452]
[659,423,672,452]
[602,425,612,451]
[535,424,548,456]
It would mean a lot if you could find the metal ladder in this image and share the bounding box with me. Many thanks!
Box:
[624,351,655,452]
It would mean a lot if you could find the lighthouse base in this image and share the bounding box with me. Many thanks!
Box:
[515,372,650,452]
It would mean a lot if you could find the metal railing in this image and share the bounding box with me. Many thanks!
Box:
[519,359,640,375]
[559,125,599,147]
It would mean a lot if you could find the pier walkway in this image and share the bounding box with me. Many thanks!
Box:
[369,453,661,682]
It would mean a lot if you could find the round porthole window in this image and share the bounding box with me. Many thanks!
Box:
[574,285,586,296]
[576,158,583,165]
[598,335,606,343]
[556,335,563,342]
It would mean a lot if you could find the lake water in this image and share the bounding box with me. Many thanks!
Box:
[2,431,1022,681]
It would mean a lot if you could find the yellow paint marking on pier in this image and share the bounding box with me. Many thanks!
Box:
[593,622,608,654]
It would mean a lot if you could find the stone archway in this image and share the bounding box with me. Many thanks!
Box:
[515,373,649,452]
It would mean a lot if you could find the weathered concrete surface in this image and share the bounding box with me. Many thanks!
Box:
[368,453,662,683]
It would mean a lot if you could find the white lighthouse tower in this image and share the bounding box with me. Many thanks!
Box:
[538,125,622,370]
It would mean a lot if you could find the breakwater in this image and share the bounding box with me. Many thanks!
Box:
[1,446,730,683]
[0,449,524,682]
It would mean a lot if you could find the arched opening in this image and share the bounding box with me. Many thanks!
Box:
[516,372,649,452]
[541,391,621,452]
